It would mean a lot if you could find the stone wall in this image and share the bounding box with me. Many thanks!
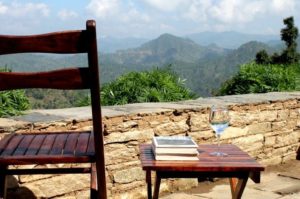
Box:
[1,92,300,199]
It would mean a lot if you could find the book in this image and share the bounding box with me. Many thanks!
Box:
[152,143,198,154]
[152,136,198,148]
[153,153,199,161]
[152,136,199,161]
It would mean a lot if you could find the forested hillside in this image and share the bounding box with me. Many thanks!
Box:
[0,32,291,108]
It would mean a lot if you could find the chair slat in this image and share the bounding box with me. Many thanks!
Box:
[25,134,47,155]
[63,133,80,155]
[0,68,90,91]
[50,134,68,155]
[0,134,15,154]
[86,133,95,156]
[0,31,88,55]
[75,133,90,156]
[38,134,57,155]
[1,135,24,156]
[13,135,35,156]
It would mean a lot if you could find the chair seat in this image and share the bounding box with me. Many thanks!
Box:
[0,131,95,165]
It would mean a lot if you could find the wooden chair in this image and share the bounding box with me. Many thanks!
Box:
[0,20,107,199]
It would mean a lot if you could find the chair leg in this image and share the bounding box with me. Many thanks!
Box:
[90,163,98,199]
[0,166,7,199]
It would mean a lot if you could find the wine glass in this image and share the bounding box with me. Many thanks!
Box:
[209,105,230,156]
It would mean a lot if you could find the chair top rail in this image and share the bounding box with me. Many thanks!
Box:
[0,30,88,55]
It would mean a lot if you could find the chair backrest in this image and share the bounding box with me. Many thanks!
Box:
[0,20,107,197]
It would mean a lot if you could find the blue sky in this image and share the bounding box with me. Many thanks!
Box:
[0,0,300,39]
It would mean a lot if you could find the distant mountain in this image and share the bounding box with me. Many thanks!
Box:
[0,33,294,98]
[107,33,229,66]
[187,31,279,49]
[99,36,148,53]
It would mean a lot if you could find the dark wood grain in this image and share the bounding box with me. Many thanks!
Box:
[63,133,80,155]
[140,144,264,172]
[140,144,264,199]
[0,68,90,91]
[0,135,24,156]
[37,134,57,155]
[50,134,69,155]
[13,134,35,156]
[75,133,90,156]
[25,134,46,155]
[0,30,87,55]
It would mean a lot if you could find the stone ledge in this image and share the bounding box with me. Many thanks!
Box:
[0,92,299,128]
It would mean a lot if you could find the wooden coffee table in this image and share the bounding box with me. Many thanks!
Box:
[139,144,264,199]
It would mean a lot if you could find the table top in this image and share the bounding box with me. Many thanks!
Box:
[140,144,264,172]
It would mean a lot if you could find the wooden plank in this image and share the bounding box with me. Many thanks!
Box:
[63,133,80,155]
[50,134,68,155]
[38,134,57,155]
[0,68,90,91]
[0,134,15,154]
[13,135,35,156]
[25,134,46,155]
[75,133,90,156]
[0,30,87,55]
[86,132,94,155]
[1,135,24,156]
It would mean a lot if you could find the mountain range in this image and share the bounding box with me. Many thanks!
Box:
[0,32,299,97]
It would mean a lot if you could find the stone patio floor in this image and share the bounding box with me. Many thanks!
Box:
[161,159,300,199]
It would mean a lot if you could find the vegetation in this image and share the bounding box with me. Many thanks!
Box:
[0,68,30,117]
[219,16,300,96]
[101,66,196,105]
[217,62,296,95]
[256,16,300,65]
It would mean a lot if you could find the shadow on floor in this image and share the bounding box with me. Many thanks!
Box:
[6,175,37,199]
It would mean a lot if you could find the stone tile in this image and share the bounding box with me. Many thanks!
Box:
[195,184,281,199]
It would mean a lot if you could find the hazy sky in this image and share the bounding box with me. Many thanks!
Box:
[0,0,299,38]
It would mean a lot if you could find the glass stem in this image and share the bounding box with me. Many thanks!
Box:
[217,134,220,153]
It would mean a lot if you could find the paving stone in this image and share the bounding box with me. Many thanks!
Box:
[194,184,281,199]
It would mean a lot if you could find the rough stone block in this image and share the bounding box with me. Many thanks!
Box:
[221,126,248,139]
[155,120,189,136]
[277,109,290,120]
[247,122,271,134]
[232,134,264,152]
[259,110,277,122]
[189,113,209,131]
[105,129,154,144]
[113,167,144,184]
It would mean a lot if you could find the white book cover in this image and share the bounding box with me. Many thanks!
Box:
[152,136,198,148]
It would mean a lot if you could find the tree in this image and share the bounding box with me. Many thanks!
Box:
[255,16,300,65]
[100,66,196,105]
[279,16,300,64]
[255,50,270,64]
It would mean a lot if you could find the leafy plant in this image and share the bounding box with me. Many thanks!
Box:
[217,62,297,95]
[101,66,196,105]
[0,67,30,117]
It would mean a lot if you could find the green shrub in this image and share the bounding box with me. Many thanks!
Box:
[217,62,296,95]
[101,67,196,105]
[0,67,30,117]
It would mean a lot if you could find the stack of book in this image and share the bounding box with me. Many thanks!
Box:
[152,136,199,161]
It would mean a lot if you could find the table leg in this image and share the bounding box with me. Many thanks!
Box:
[229,177,248,199]
[146,171,152,199]
[0,166,7,199]
[153,173,161,199]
